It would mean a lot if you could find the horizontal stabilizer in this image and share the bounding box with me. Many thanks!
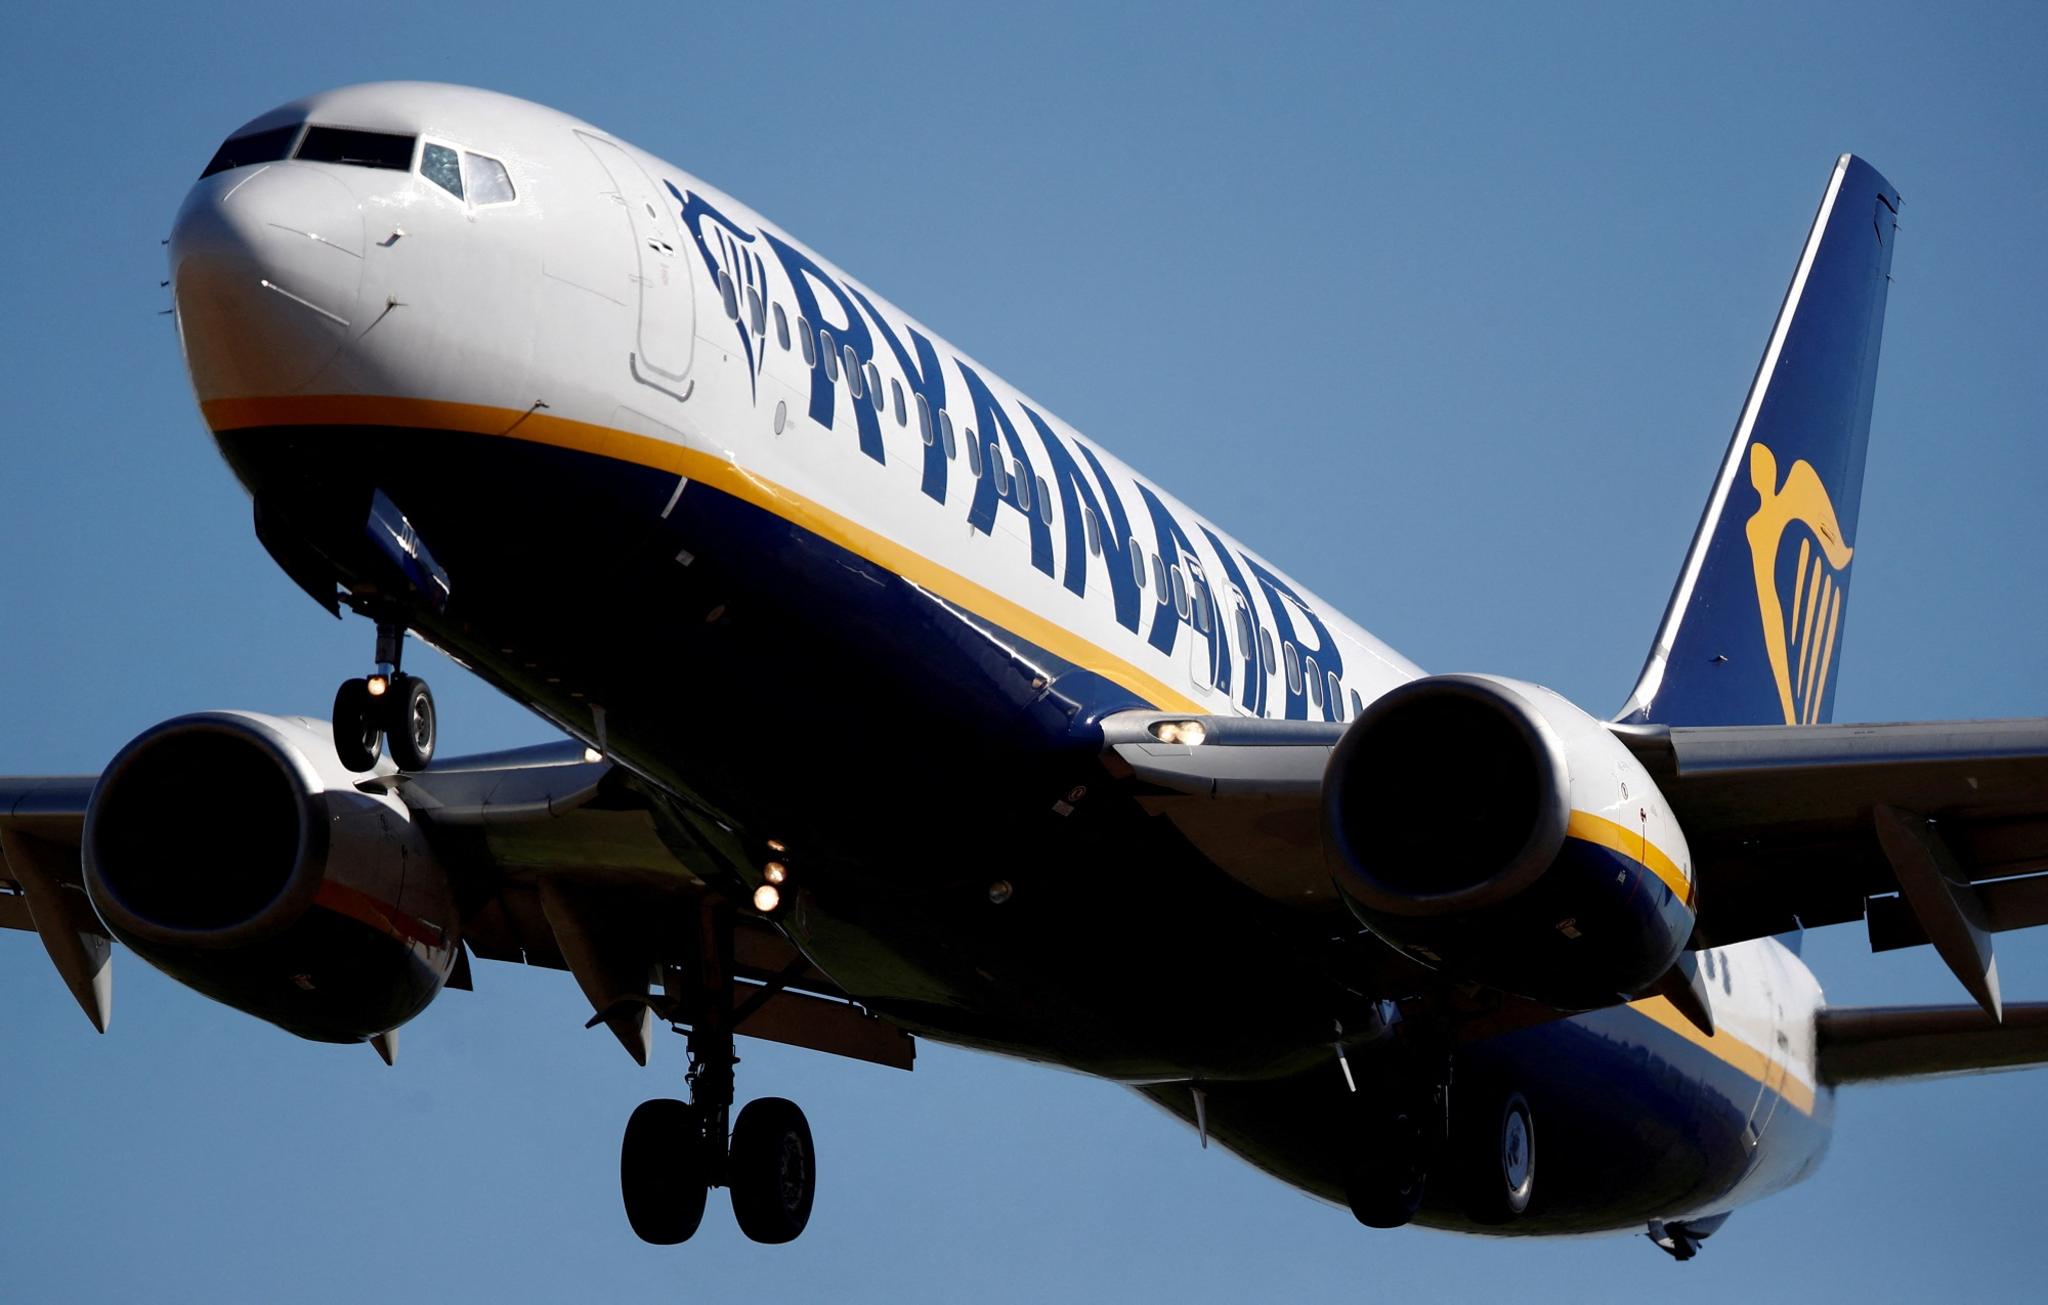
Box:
[1817,1003,2048,1085]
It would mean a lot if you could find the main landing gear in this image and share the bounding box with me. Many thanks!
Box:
[620,901,818,1246]
[333,618,437,773]
[1341,1060,1536,1229]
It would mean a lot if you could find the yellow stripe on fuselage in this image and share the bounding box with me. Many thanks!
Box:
[1627,995,1817,1115]
[203,394,1209,714]
[1564,809,1694,909]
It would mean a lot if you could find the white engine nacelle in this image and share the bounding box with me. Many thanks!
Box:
[1322,675,1695,1010]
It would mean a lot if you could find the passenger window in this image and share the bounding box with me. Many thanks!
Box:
[1172,566,1190,621]
[1260,628,1276,675]
[1083,506,1101,555]
[1152,554,1169,603]
[1305,657,1324,707]
[799,317,816,366]
[1235,604,1253,651]
[718,271,739,322]
[966,434,983,476]
[1036,477,1052,524]
[1192,585,1211,633]
[465,153,516,204]
[1014,464,1030,509]
[1130,541,1147,590]
[421,143,463,198]
[916,394,933,444]
[892,379,907,426]
[1285,643,1303,694]
[843,347,863,396]
[1329,673,1345,718]
[821,331,839,379]
[746,286,766,337]
[865,363,883,412]
[1350,688,1365,718]
[773,303,790,350]
[940,410,958,458]
[991,450,1010,494]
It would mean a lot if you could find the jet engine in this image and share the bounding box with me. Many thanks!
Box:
[1322,675,1694,1010]
[83,711,460,1043]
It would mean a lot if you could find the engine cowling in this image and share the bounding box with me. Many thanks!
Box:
[1322,675,1694,1010]
[83,711,460,1044]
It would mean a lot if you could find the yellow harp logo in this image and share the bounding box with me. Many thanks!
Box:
[1745,442,1853,725]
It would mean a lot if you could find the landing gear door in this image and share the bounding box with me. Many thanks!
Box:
[576,132,695,386]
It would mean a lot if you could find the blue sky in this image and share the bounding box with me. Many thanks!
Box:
[4,1,2045,1299]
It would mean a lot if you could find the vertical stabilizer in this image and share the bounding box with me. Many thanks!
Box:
[1619,155,1899,727]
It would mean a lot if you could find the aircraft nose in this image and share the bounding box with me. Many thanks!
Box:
[170,165,366,397]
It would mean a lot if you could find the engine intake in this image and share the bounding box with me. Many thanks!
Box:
[84,712,459,1043]
[1323,675,1694,1010]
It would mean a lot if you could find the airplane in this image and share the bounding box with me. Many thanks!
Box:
[4,81,2046,1260]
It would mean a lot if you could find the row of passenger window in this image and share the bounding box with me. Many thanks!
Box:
[720,277,1363,721]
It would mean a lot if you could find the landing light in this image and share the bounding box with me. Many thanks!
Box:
[752,884,782,913]
[764,862,788,885]
[583,747,604,763]
[1150,719,1207,746]
[366,675,390,697]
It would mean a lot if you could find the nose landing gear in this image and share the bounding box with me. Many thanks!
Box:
[332,618,437,773]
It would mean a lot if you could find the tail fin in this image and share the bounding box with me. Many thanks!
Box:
[1618,154,1900,727]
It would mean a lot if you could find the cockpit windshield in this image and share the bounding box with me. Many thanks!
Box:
[294,126,417,170]
[198,123,303,178]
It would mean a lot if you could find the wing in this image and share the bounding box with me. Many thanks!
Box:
[1,776,109,1030]
[1614,718,2048,1016]
[1,747,911,1070]
[1818,1003,2048,1085]
[1100,710,2048,1016]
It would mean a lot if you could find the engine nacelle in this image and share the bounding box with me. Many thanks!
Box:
[83,711,460,1044]
[1322,675,1694,1010]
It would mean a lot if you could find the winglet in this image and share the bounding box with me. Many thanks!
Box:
[1619,154,1900,727]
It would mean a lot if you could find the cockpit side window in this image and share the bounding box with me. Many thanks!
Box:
[465,153,516,205]
[421,143,463,199]
[295,126,417,170]
[199,123,303,178]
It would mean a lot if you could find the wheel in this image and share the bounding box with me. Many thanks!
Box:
[332,678,381,772]
[1453,1085,1534,1224]
[1341,1104,1428,1229]
[729,1097,815,1244]
[621,1098,709,1245]
[385,674,436,771]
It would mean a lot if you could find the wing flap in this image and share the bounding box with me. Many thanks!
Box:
[1817,1002,2048,1085]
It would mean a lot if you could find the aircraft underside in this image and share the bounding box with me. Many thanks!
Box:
[218,416,1823,1237]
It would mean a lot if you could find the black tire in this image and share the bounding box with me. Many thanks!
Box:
[621,1098,709,1245]
[1341,1106,1428,1229]
[385,674,436,771]
[729,1097,816,1244]
[1453,1086,1534,1224]
[332,678,381,773]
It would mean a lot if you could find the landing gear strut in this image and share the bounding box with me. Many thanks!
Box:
[619,899,818,1246]
[332,618,437,773]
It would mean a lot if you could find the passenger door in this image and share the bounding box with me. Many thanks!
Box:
[575,132,694,386]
